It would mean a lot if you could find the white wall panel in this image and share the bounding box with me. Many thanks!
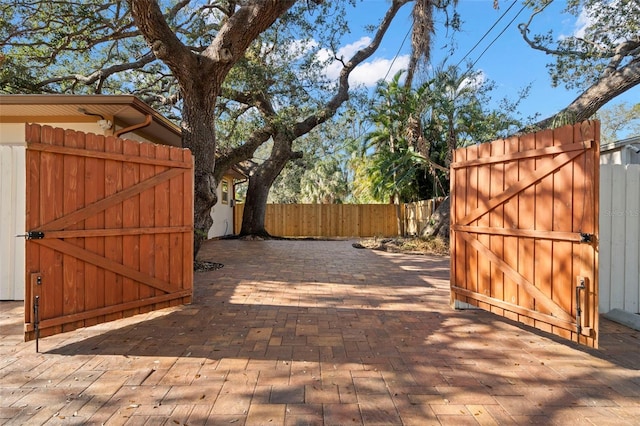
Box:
[0,141,26,300]
[599,165,640,314]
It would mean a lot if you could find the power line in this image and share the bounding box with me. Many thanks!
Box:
[455,0,519,68]
[384,26,412,81]
[468,2,529,70]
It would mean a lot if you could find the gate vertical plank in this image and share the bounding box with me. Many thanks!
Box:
[551,125,576,341]
[122,139,141,316]
[182,149,193,303]
[62,129,86,332]
[154,144,170,310]
[169,146,184,306]
[83,133,106,327]
[489,138,505,315]
[75,131,87,328]
[138,142,156,312]
[518,131,536,326]
[533,128,555,330]
[451,146,467,305]
[477,142,492,309]
[575,121,599,347]
[25,124,42,330]
[503,136,520,321]
[104,136,124,322]
[590,121,600,348]
[466,144,479,301]
[39,126,65,336]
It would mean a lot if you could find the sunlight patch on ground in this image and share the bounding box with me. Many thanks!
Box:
[229,279,450,312]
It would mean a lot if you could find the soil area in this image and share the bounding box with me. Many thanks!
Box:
[353,236,449,256]
[194,236,449,271]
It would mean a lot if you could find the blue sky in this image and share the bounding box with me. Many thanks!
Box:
[330,0,638,126]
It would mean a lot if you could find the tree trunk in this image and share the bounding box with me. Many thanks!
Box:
[129,0,298,255]
[240,133,301,237]
[422,195,450,241]
[394,192,404,236]
[181,89,218,254]
[240,172,273,238]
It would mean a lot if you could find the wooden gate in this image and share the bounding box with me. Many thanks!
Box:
[24,124,194,341]
[450,121,599,347]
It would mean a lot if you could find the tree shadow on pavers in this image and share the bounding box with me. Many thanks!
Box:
[13,239,640,424]
[41,303,640,424]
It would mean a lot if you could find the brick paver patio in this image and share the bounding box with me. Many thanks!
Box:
[1,239,639,425]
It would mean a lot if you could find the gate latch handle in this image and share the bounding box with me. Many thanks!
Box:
[576,277,586,335]
[16,231,45,240]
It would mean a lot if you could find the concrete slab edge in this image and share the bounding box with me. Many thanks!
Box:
[603,308,640,331]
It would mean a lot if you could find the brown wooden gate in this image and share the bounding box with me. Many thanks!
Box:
[450,121,599,347]
[24,124,194,341]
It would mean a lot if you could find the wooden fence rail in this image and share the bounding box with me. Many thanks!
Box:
[233,200,442,238]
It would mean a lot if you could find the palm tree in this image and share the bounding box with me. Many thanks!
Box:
[405,0,435,89]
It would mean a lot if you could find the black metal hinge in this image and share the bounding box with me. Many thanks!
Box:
[580,233,593,243]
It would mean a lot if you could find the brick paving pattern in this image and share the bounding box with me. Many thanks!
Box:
[1,239,639,425]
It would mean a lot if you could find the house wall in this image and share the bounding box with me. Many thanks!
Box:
[208,176,235,238]
[0,132,26,300]
[599,164,640,315]
[600,149,624,165]
[600,139,640,165]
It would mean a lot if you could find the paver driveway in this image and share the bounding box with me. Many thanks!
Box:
[1,239,639,425]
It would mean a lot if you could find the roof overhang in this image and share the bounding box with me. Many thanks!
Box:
[600,135,640,153]
[0,94,182,147]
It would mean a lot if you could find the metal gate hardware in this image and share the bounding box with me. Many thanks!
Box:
[16,231,45,240]
[580,233,593,243]
[576,277,586,335]
[34,296,40,353]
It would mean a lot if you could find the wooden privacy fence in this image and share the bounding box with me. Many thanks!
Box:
[234,203,403,237]
[599,164,640,315]
[404,198,444,236]
[24,124,194,341]
[450,121,599,347]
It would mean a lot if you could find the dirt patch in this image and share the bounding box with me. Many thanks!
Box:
[353,236,449,256]
[194,261,224,272]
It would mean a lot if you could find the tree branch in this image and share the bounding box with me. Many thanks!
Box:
[533,57,640,130]
[34,51,157,89]
[294,0,411,137]
[128,0,199,79]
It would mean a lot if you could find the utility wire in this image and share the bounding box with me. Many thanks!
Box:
[455,0,519,68]
[384,26,412,81]
[468,2,529,70]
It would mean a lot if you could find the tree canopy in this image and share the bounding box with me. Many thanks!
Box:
[520,0,640,128]
[2,0,638,245]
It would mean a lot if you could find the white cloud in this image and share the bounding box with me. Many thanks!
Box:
[460,70,486,92]
[350,55,410,86]
[572,7,592,39]
[319,36,410,88]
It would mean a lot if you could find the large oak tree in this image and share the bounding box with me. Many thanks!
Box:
[521,0,640,128]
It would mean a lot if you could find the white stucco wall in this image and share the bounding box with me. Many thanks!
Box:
[0,125,26,300]
[208,177,235,238]
[601,140,640,165]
